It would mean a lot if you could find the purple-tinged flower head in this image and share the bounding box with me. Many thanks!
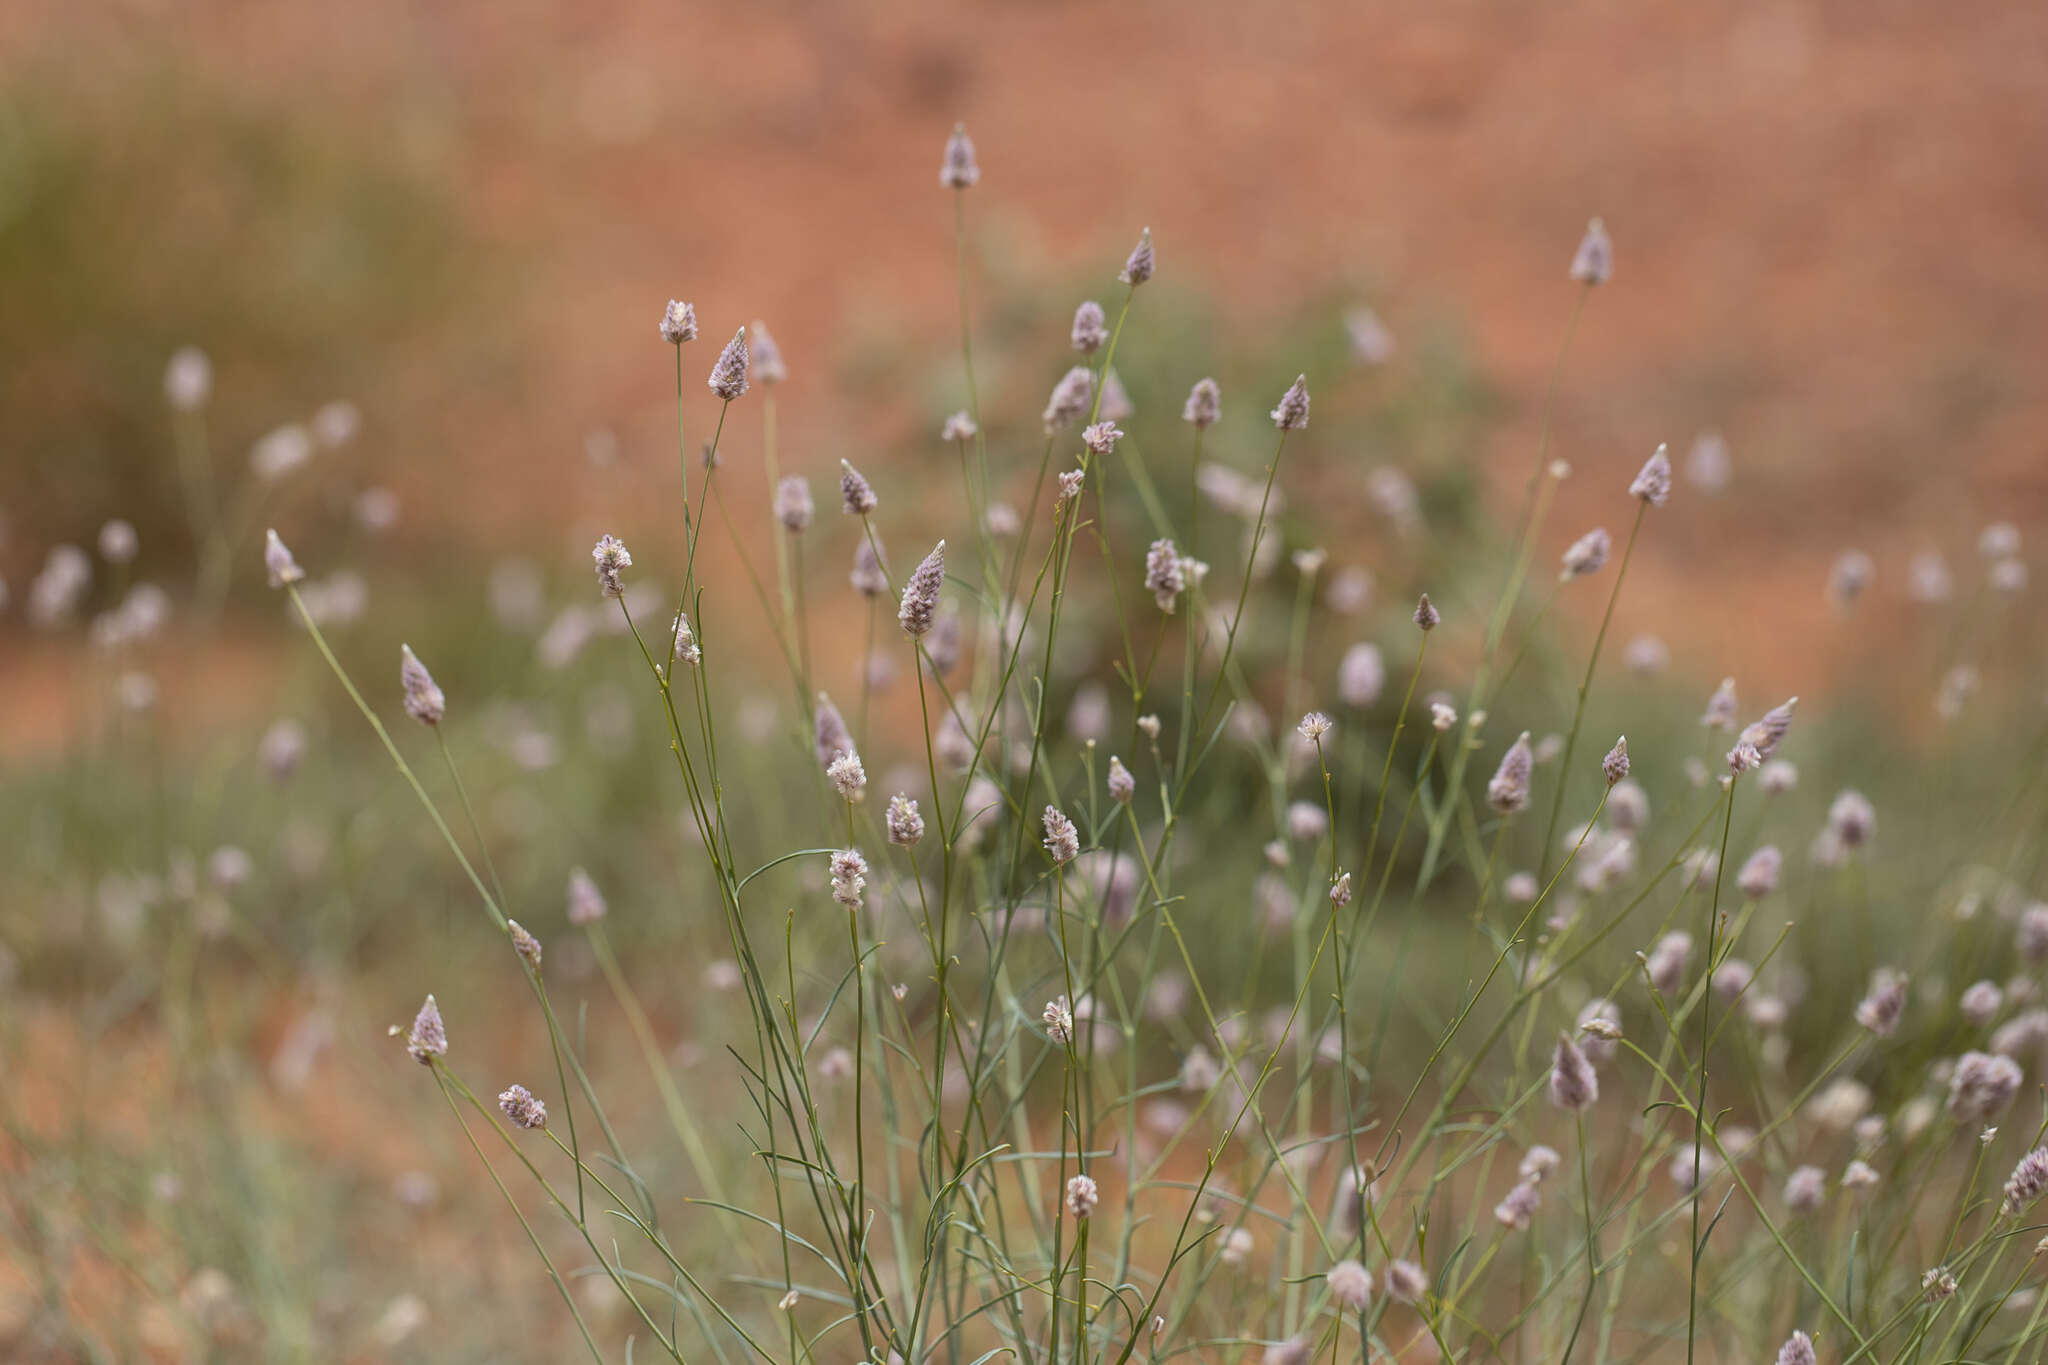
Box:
[1949,1050,2023,1122]
[1701,678,1739,732]
[1346,306,1395,365]
[1414,593,1440,631]
[1098,369,1135,421]
[1145,538,1186,613]
[839,459,879,516]
[827,752,867,804]
[264,529,305,589]
[1264,1339,1311,1365]
[1776,1331,1816,1365]
[1182,377,1221,429]
[1739,697,1799,759]
[1989,557,2028,593]
[886,794,924,847]
[1043,366,1095,431]
[1960,980,2003,1027]
[1828,789,1876,850]
[508,919,543,971]
[1569,217,1613,284]
[671,610,701,666]
[813,694,854,768]
[1608,779,1648,833]
[1727,741,1762,775]
[1645,931,1693,995]
[1736,845,1782,899]
[850,537,889,596]
[498,1084,548,1130]
[926,605,961,674]
[1549,1031,1598,1111]
[1842,1161,1880,1193]
[1118,226,1154,286]
[1338,643,1385,709]
[1431,700,1457,731]
[1759,759,1798,794]
[1601,736,1629,786]
[1044,995,1074,1044]
[1071,300,1108,354]
[1082,421,1123,457]
[707,327,749,400]
[1107,756,1135,804]
[940,123,980,188]
[1784,1165,1826,1212]
[592,535,631,597]
[1923,1266,1958,1302]
[1057,468,1085,504]
[1385,1259,1426,1305]
[406,994,447,1064]
[1828,548,1875,611]
[1326,1260,1372,1311]
[1577,999,1622,1064]
[899,540,945,638]
[1043,806,1080,865]
[262,718,307,783]
[1493,1179,1541,1230]
[1521,1146,1562,1183]
[1270,375,1310,430]
[566,868,607,926]
[775,475,814,532]
[829,848,868,909]
[749,321,787,384]
[1560,527,1612,581]
[1329,872,1353,908]
[1487,732,1535,814]
[2006,1147,2048,1214]
[1629,443,1673,506]
[1855,968,1907,1036]
[941,410,978,442]
[2018,904,2048,964]
[659,300,698,345]
[1297,711,1333,744]
[398,644,446,726]
[1065,1172,1100,1218]
[165,345,212,409]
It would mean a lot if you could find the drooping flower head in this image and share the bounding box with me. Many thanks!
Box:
[708,327,749,400]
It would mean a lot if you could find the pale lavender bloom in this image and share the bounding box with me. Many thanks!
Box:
[1548,1032,1598,1111]
[98,520,138,564]
[508,920,543,970]
[1065,1172,1100,1217]
[1842,1161,1880,1193]
[1776,1332,1816,1365]
[1118,227,1154,286]
[1337,644,1385,708]
[2019,904,2048,964]
[406,994,447,1064]
[1083,421,1124,456]
[164,346,212,409]
[1044,996,1074,1044]
[1624,634,1669,674]
[567,868,607,925]
[2004,1147,2048,1214]
[250,423,314,480]
[940,123,980,188]
[1923,1267,1958,1302]
[1855,968,1907,1036]
[1759,759,1799,794]
[1329,872,1352,907]
[261,718,307,783]
[839,459,879,516]
[399,645,445,726]
[775,476,814,532]
[1504,871,1539,903]
[1713,959,1753,1001]
[1071,300,1107,353]
[1413,593,1439,631]
[813,695,854,767]
[1145,538,1186,612]
[1493,1179,1540,1230]
[660,300,698,344]
[1629,443,1672,506]
[886,794,925,847]
[1989,557,2028,593]
[1057,468,1086,503]
[1520,1146,1562,1183]
[1345,307,1395,365]
[1577,999,1622,1064]
[1906,549,1953,603]
[1487,732,1535,814]
[827,752,867,804]
[1646,932,1693,995]
[1098,369,1135,421]
[1736,845,1782,899]
[1949,1051,2023,1122]
[1981,522,2023,559]
[1828,789,1876,850]
[1827,549,1875,611]
[851,538,889,596]
[1326,1260,1372,1311]
[1701,677,1740,732]
[1685,430,1731,492]
[1560,527,1612,580]
[498,1084,548,1130]
[1569,217,1612,284]
[1270,375,1310,430]
[707,327,749,400]
[1043,806,1080,865]
[899,540,945,638]
[926,607,961,674]
[1961,980,2003,1026]
[941,410,978,442]
[1297,711,1333,744]
[1043,366,1095,430]
[1783,1165,1826,1213]
[591,535,631,597]
[1727,741,1762,775]
[1263,1340,1310,1365]
[749,321,787,384]
[1430,700,1457,731]
[264,529,305,588]
[1107,756,1135,804]
[1602,736,1629,785]
[1182,377,1221,429]
[830,848,868,909]
[1739,697,1799,759]
[1286,801,1329,843]
[1384,1259,1426,1304]
[1608,779,1649,833]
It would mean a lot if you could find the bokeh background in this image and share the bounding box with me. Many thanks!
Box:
[3,1,2046,1359]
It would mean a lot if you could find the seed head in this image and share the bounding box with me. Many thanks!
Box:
[1413,593,1440,631]
[507,919,543,970]
[1071,300,1108,353]
[707,327,749,400]
[830,848,868,909]
[406,994,447,1064]
[1145,538,1186,613]
[839,459,879,516]
[1776,1331,1816,1365]
[1065,1173,1100,1218]
[1107,756,1135,804]
[899,540,945,638]
[566,868,607,925]
[498,1084,548,1130]
[775,476,814,532]
[1118,227,1154,285]
[264,529,305,588]
[591,535,631,596]
[1548,1031,1598,1112]
[827,751,867,804]
[1043,366,1095,431]
[1560,527,1612,580]
[1569,217,1613,284]
[1043,806,1080,865]
[940,123,980,188]
[659,300,698,345]
[1044,996,1074,1044]
[1855,968,1907,1036]
[1629,443,1673,506]
[1487,732,1535,814]
[1600,735,1629,786]
[1326,1259,1372,1311]
[1083,421,1123,457]
[1270,375,1311,431]
[1182,377,1221,428]
[749,321,787,384]
[941,410,978,442]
